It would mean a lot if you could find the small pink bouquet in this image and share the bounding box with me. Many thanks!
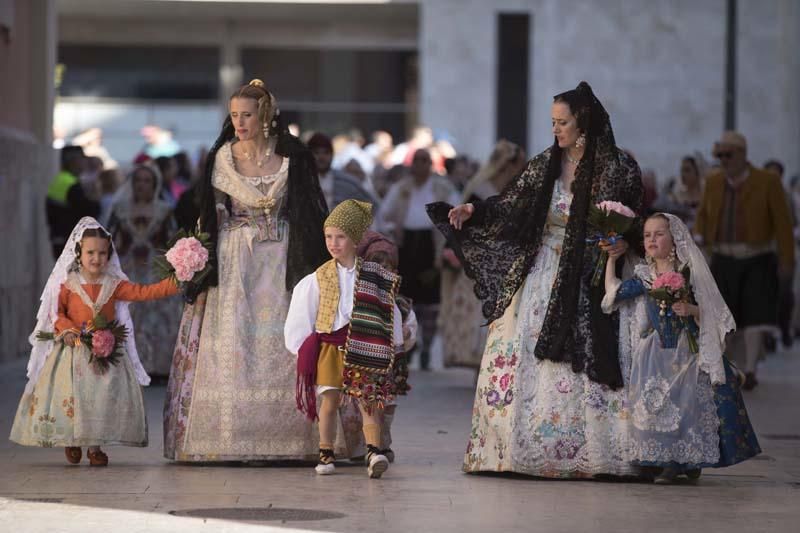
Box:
[649,268,699,353]
[37,313,128,370]
[165,236,209,282]
[586,201,637,287]
[153,229,213,300]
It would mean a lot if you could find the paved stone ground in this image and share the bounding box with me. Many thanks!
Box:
[0,349,798,532]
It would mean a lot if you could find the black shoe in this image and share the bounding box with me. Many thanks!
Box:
[381,448,395,463]
[315,448,336,475]
[742,372,758,391]
[764,335,776,353]
[782,330,793,349]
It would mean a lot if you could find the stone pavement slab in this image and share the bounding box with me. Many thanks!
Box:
[0,351,798,532]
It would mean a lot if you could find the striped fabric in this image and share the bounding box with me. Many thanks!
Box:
[345,261,399,372]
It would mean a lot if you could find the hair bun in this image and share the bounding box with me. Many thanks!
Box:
[249,79,265,88]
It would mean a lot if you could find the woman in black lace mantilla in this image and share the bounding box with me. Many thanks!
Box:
[427,82,644,478]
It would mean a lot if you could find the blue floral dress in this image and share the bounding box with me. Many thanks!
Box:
[613,277,760,470]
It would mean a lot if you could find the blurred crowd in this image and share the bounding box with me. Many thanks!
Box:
[46,123,797,387]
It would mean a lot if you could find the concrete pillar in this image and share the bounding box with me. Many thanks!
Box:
[219,20,243,120]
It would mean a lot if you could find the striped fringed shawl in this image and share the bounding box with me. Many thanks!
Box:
[342,259,400,408]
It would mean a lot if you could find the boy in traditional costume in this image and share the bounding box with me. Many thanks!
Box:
[285,200,403,478]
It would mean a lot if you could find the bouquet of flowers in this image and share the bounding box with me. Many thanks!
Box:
[153,228,212,301]
[37,314,128,370]
[649,268,699,353]
[586,201,637,287]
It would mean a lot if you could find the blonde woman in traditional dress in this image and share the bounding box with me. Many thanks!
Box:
[163,80,329,461]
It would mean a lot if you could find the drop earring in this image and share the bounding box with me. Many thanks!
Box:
[575,134,586,148]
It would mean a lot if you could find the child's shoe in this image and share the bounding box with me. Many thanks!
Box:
[366,445,388,479]
[315,448,336,475]
[685,468,702,483]
[382,448,395,463]
[87,448,108,466]
[64,447,82,464]
[654,467,677,484]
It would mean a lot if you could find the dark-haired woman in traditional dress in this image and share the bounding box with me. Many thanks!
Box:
[428,82,643,478]
[163,79,329,461]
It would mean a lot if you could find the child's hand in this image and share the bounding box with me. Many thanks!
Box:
[600,238,628,258]
[62,332,78,346]
[672,302,698,318]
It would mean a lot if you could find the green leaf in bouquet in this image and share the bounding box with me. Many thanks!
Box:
[92,313,109,330]
[36,331,56,342]
[649,287,674,302]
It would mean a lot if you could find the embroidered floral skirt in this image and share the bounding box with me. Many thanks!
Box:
[463,230,636,478]
[163,227,318,461]
[10,344,147,447]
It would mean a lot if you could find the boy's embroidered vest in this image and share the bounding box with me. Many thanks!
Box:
[314,259,341,334]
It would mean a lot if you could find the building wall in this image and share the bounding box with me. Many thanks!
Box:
[0,0,57,362]
[420,0,740,181]
[738,0,800,176]
[55,0,800,180]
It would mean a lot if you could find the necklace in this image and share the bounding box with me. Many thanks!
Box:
[242,139,273,168]
[565,152,581,165]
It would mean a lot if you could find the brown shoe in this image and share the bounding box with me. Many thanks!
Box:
[87,448,108,466]
[65,447,82,464]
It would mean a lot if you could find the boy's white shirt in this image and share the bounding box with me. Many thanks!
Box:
[284,260,403,354]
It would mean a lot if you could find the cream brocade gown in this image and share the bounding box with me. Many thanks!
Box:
[163,143,317,460]
[463,181,636,477]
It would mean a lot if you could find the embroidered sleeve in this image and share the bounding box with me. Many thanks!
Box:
[54,284,78,333]
[284,273,320,354]
[616,278,647,302]
[601,277,645,314]
[113,278,179,302]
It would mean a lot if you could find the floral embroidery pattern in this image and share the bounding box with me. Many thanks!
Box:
[62,397,75,419]
[633,375,681,433]
[481,341,518,414]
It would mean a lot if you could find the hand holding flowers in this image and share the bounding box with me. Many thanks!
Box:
[649,268,699,353]
[37,313,128,370]
[587,201,636,287]
[153,228,213,303]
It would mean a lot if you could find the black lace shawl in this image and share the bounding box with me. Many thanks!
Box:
[195,115,329,294]
[427,83,642,389]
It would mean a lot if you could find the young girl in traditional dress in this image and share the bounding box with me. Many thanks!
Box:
[10,217,178,466]
[603,212,760,483]
[285,200,403,478]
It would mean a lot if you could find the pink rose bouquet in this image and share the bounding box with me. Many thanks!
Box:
[153,228,213,301]
[649,268,699,353]
[586,201,637,287]
[165,237,209,282]
[36,313,129,371]
[91,329,116,358]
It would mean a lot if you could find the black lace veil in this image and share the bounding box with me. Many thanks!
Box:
[427,81,642,388]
